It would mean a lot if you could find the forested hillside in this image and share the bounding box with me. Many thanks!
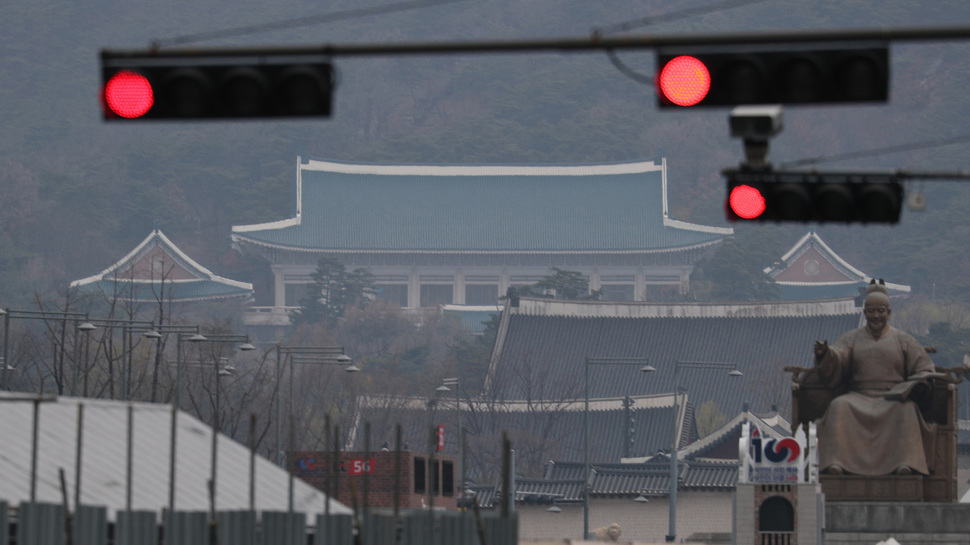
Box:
[3,0,970,311]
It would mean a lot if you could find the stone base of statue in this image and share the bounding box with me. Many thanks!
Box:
[824,502,970,545]
[820,473,957,502]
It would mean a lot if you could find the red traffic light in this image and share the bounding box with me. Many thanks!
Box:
[728,184,767,220]
[102,70,154,119]
[657,44,889,107]
[657,55,711,107]
[100,51,334,120]
[724,169,903,224]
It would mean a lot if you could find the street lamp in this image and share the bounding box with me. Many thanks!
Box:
[0,308,90,394]
[187,333,253,514]
[584,357,655,540]
[666,361,742,543]
[273,345,356,512]
[436,377,464,495]
[78,318,156,400]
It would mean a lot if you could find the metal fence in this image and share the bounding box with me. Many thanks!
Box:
[1,502,518,545]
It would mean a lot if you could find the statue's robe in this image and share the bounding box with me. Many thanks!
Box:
[816,325,936,476]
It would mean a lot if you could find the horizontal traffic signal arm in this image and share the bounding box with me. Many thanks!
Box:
[101,25,970,120]
[724,168,904,224]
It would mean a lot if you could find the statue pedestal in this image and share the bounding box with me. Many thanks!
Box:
[820,474,956,502]
[820,474,922,501]
[825,502,970,545]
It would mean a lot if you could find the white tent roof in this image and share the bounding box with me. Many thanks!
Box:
[0,392,350,519]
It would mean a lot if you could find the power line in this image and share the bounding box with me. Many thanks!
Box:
[598,0,771,85]
[592,0,770,36]
[779,133,970,169]
[151,0,476,49]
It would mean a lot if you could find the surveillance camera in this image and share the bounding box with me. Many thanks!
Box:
[730,105,783,140]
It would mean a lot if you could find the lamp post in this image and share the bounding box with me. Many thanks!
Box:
[80,318,156,400]
[188,333,254,513]
[666,361,742,543]
[0,308,90,394]
[436,377,464,495]
[584,357,656,540]
[128,323,208,405]
[274,345,356,467]
[273,345,357,512]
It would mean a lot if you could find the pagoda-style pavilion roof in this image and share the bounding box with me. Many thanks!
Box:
[764,229,910,300]
[70,229,252,303]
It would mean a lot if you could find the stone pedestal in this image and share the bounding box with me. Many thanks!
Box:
[824,502,970,545]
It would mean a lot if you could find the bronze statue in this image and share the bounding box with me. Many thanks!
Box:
[813,279,937,476]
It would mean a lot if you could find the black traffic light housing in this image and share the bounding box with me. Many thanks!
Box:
[100,50,334,120]
[656,42,889,107]
[725,168,903,224]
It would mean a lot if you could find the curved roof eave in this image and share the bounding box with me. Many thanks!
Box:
[229,234,726,256]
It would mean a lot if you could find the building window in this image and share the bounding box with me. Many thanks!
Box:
[465,284,498,305]
[430,459,440,496]
[600,284,634,301]
[442,461,455,497]
[376,284,408,307]
[414,457,426,494]
[421,285,453,307]
[285,283,312,307]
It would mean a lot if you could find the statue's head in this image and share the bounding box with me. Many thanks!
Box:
[863,279,891,334]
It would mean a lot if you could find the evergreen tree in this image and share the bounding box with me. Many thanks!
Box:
[290,257,376,326]
[518,267,602,300]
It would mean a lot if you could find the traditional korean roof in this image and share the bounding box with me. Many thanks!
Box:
[349,393,688,465]
[486,297,862,420]
[231,157,732,255]
[0,392,349,519]
[470,410,790,505]
[70,229,253,303]
[764,229,910,301]
[475,459,737,506]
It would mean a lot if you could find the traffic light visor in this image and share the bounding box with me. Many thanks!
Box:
[728,184,766,219]
[658,56,711,106]
[103,70,154,118]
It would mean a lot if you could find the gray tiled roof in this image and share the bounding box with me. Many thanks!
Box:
[475,459,739,505]
[488,298,862,419]
[350,394,685,466]
[231,158,730,253]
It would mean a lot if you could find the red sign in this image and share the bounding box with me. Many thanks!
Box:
[348,458,375,475]
[437,424,445,451]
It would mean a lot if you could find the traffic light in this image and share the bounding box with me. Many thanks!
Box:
[100,50,334,120]
[724,169,903,224]
[656,42,888,107]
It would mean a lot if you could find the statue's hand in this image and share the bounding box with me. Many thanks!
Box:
[814,340,829,361]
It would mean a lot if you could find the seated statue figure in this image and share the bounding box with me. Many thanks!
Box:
[813,280,937,476]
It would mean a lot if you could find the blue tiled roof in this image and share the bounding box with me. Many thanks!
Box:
[232,159,730,253]
[73,280,252,303]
